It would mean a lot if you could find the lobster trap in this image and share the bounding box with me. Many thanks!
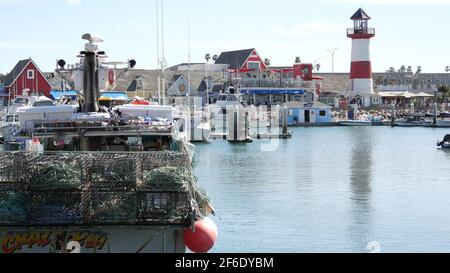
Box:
[0,151,198,227]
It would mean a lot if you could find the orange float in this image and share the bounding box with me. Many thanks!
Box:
[184,217,218,253]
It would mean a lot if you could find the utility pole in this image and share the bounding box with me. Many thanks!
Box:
[327,47,338,73]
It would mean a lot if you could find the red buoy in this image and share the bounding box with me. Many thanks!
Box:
[184,217,218,253]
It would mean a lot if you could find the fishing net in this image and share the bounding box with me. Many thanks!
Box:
[140,167,211,218]
[86,192,136,224]
[0,192,28,224]
[90,155,137,191]
[29,163,82,190]
[30,191,82,225]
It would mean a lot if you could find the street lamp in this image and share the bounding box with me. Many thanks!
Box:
[327,47,338,73]
[205,53,211,105]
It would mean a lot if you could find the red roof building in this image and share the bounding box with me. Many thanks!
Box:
[2,58,52,98]
[214,48,268,72]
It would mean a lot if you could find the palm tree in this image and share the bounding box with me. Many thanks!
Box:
[400,65,406,73]
[438,84,450,103]
[416,66,422,74]
[212,55,218,62]
[264,58,271,67]
[407,66,413,73]
[205,53,211,63]
[295,57,301,64]
[446,66,450,73]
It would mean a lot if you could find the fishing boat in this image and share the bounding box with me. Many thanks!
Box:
[0,34,216,254]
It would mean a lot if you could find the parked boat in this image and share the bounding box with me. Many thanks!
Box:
[214,86,241,110]
[395,118,424,127]
[436,119,450,128]
[338,120,372,126]
[395,114,426,127]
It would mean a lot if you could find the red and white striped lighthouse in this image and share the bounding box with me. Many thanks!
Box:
[347,8,375,107]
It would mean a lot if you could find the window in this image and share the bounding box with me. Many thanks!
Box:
[27,70,35,79]
[14,98,29,105]
[136,79,144,90]
[247,62,260,70]
[320,111,327,117]
[33,101,55,107]
[227,95,238,102]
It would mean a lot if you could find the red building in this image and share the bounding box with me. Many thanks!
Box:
[2,58,52,99]
[214,48,268,71]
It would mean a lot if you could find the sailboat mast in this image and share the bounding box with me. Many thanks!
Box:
[188,18,191,109]
[156,0,161,105]
[161,0,166,106]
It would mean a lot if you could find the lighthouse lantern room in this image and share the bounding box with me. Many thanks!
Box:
[347,8,377,108]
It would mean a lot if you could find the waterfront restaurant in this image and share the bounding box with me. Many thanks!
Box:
[377,91,434,108]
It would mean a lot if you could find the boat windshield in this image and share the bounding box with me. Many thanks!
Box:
[227,95,238,102]
[33,101,55,107]
[14,98,29,105]
[218,95,227,101]
[6,115,18,123]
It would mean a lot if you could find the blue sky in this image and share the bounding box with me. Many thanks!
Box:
[1,0,450,74]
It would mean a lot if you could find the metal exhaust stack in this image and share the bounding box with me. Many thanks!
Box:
[81,33,104,113]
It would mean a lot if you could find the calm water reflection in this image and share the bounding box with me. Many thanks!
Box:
[348,128,373,252]
[194,127,450,253]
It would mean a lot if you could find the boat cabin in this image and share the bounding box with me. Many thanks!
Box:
[239,88,332,125]
[287,102,333,125]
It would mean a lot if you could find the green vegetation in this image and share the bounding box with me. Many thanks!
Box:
[438,84,450,103]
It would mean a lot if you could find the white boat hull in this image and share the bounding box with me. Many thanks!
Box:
[396,121,424,127]
[436,120,450,128]
[338,120,372,126]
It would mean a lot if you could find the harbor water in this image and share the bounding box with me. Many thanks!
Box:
[194,126,450,253]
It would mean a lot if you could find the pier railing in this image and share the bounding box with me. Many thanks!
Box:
[0,151,196,227]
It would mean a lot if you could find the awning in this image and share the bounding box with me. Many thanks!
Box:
[50,90,78,100]
[412,92,434,97]
[378,91,411,98]
[240,88,305,95]
[99,92,129,101]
